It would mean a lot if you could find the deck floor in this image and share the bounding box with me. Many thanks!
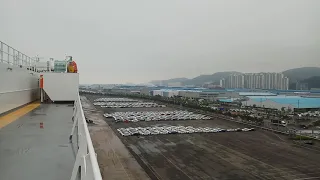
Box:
[0,104,76,180]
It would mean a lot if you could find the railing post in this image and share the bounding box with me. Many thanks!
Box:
[21,53,24,66]
[84,154,93,178]
[7,46,10,64]
[70,115,78,142]
[0,41,3,63]
[17,50,20,66]
[70,100,78,142]
[12,48,15,65]
[77,112,81,150]
[28,57,31,68]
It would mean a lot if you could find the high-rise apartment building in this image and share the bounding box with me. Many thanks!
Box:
[220,79,226,88]
[222,72,289,90]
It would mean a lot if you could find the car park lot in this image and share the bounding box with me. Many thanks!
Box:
[104,110,211,122]
[94,97,139,102]
[94,102,166,108]
[117,125,255,136]
[85,94,320,180]
[93,97,167,108]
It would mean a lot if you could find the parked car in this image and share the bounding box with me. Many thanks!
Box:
[117,126,255,136]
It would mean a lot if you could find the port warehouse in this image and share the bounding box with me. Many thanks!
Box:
[82,85,320,112]
[243,96,320,111]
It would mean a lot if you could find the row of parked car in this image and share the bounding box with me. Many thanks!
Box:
[229,108,254,113]
[297,111,320,117]
[94,97,139,102]
[94,102,166,108]
[117,126,255,136]
[104,110,211,122]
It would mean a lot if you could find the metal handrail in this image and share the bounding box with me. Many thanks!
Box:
[0,40,36,67]
[70,94,102,180]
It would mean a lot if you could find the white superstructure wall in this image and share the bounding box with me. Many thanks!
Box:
[0,62,39,114]
[42,73,79,101]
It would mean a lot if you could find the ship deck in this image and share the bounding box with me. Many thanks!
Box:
[0,103,76,180]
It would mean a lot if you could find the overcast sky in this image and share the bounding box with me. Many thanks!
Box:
[1,0,319,84]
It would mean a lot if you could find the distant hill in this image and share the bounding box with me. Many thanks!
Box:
[182,71,240,86]
[301,76,320,90]
[282,67,320,83]
[150,71,239,86]
[150,78,189,86]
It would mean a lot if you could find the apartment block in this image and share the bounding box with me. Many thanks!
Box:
[222,72,289,90]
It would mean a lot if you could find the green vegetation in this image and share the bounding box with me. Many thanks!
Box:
[290,135,314,140]
[312,120,320,126]
[282,67,320,83]
[301,76,320,90]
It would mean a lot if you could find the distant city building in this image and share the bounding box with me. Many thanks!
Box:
[220,79,226,88]
[151,81,164,86]
[203,83,223,89]
[167,82,183,87]
[221,73,289,90]
[296,82,309,90]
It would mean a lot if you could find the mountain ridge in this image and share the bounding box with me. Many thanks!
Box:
[150,67,320,87]
[282,67,320,83]
[150,71,240,86]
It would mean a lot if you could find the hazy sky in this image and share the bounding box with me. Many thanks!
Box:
[1,0,319,84]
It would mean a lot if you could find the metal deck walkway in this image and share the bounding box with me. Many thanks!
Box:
[0,104,75,180]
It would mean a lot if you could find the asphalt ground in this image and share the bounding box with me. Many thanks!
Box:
[85,94,320,180]
[81,96,151,180]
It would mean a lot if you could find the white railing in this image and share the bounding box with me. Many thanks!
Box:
[0,40,36,67]
[70,95,102,180]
